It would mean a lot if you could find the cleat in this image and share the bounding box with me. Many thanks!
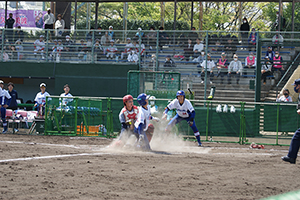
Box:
[2,130,7,134]
[198,143,202,147]
[281,156,296,164]
[14,128,19,133]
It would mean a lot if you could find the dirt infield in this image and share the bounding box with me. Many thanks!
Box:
[0,133,299,200]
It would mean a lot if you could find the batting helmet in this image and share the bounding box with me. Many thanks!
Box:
[176,90,185,98]
[137,93,150,106]
[123,95,133,105]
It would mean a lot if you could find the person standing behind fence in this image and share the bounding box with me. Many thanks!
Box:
[5,13,15,44]
[240,17,250,48]
[7,82,19,133]
[55,14,65,38]
[261,56,273,85]
[200,53,215,84]
[282,78,300,164]
[44,8,55,40]
[0,80,11,133]
[228,54,242,84]
[276,88,292,102]
[216,52,229,84]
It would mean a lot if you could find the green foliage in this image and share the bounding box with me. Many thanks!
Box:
[76,18,190,31]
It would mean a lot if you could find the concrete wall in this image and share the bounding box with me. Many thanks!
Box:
[0,62,138,103]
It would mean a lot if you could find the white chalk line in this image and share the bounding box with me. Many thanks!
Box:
[0,152,112,163]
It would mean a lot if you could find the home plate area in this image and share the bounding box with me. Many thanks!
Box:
[0,134,299,200]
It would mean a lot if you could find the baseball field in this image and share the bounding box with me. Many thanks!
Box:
[0,131,299,200]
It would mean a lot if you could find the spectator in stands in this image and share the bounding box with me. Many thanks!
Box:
[44,8,55,40]
[106,40,118,59]
[193,38,204,58]
[95,26,102,40]
[14,26,24,42]
[78,39,88,61]
[93,39,102,61]
[148,54,157,71]
[244,52,256,76]
[15,40,23,60]
[50,39,58,61]
[128,50,139,63]
[224,35,237,55]
[5,13,15,44]
[216,52,229,84]
[158,26,169,51]
[272,31,284,49]
[0,30,5,49]
[135,27,145,39]
[196,50,206,76]
[60,84,73,106]
[7,82,19,133]
[163,55,176,69]
[63,35,74,57]
[55,14,65,38]
[108,26,114,39]
[2,48,9,61]
[132,39,145,56]
[146,26,157,49]
[35,12,44,28]
[34,83,50,117]
[188,27,198,41]
[183,39,194,61]
[121,38,133,60]
[34,35,45,60]
[248,28,257,51]
[240,17,250,47]
[276,88,292,102]
[265,46,275,60]
[200,53,215,84]
[101,31,112,47]
[272,50,284,76]
[7,45,17,61]
[57,39,64,55]
[228,54,242,84]
[86,28,94,42]
[261,56,273,85]
[212,40,223,52]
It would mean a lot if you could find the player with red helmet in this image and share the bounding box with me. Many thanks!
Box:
[115,95,139,147]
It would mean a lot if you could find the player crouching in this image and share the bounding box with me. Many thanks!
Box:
[113,95,139,148]
[162,90,202,146]
[134,93,159,151]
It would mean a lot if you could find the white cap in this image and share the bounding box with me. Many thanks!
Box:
[109,25,113,29]
[0,80,4,84]
[66,35,70,38]
[47,8,51,11]
[126,38,131,40]
[40,35,44,38]
[138,27,142,31]
[110,40,114,43]
[40,83,46,87]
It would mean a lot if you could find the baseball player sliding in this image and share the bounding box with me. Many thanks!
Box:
[134,93,159,151]
[162,90,202,146]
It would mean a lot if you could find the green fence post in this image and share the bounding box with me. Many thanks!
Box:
[44,96,48,135]
[107,98,113,136]
[276,103,280,145]
[239,102,246,144]
[206,101,210,141]
[74,98,78,135]
[92,30,95,63]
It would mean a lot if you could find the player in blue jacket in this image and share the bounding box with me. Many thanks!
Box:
[0,80,11,133]
[162,90,202,146]
[134,93,159,151]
